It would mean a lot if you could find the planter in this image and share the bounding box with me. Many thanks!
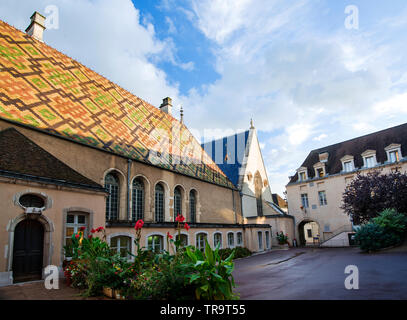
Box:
[103,287,115,298]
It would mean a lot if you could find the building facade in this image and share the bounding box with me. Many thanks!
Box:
[286,123,407,247]
[203,122,295,246]
[0,14,270,286]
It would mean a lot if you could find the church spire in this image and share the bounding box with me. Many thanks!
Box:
[250,118,255,129]
[180,105,184,124]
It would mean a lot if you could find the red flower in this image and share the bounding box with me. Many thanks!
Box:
[96,227,104,232]
[135,219,144,230]
[75,233,80,239]
[167,232,173,239]
[184,223,190,231]
[88,235,93,239]
[91,228,96,233]
[79,226,86,231]
[175,214,185,222]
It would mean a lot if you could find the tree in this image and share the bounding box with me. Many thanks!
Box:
[341,171,407,225]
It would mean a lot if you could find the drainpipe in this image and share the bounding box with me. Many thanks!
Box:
[127,159,132,221]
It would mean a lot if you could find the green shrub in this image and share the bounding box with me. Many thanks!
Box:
[218,247,252,260]
[355,223,402,252]
[184,240,238,300]
[372,208,407,235]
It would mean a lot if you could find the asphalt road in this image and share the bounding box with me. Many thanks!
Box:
[233,247,407,300]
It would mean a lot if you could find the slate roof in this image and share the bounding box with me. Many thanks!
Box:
[0,127,103,190]
[0,20,234,189]
[288,122,407,184]
[201,131,250,187]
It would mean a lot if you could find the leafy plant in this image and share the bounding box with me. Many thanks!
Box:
[276,231,289,245]
[184,240,237,300]
[372,208,407,235]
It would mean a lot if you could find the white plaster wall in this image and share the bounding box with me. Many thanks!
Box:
[321,232,351,247]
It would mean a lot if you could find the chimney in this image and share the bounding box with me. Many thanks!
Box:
[160,97,172,115]
[25,11,46,42]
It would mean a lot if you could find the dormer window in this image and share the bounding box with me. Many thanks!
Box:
[385,144,402,163]
[313,162,326,178]
[361,150,377,168]
[297,167,308,181]
[340,155,355,173]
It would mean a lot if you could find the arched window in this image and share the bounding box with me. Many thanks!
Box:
[174,187,182,221]
[258,231,263,251]
[236,232,243,247]
[147,235,163,252]
[265,231,270,249]
[214,233,222,249]
[189,190,197,223]
[254,172,263,217]
[105,172,120,221]
[227,232,235,248]
[132,178,144,221]
[155,184,165,222]
[175,234,188,247]
[111,236,131,259]
[196,233,207,251]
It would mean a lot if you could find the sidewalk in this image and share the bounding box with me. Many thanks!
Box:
[0,280,106,300]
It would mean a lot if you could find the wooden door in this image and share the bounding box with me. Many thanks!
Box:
[12,219,44,283]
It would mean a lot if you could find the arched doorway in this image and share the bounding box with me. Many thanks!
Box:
[12,219,44,283]
[298,220,320,246]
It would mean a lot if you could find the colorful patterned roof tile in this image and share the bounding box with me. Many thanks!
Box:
[0,20,235,189]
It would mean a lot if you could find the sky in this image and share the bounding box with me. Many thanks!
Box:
[1,0,407,196]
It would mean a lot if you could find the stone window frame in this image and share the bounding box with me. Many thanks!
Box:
[61,207,94,262]
[297,167,308,182]
[107,232,135,262]
[227,231,235,248]
[145,232,165,252]
[236,231,243,247]
[257,231,264,251]
[361,150,377,168]
[213,232,223,249]
[196,231,209,251]
[385,144,403,163]
[313,162,326,178]
[340,155,355,173]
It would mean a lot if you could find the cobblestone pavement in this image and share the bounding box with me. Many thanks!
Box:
[233,247,407,300]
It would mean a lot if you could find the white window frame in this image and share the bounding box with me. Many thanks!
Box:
[318,190,328,206]
[313,162,326,178]
[265,231,270,249]
[196,232,208,251]
[297,167,308,181]
[227,232,235,248]
[236,232,243,247]
[257,231,263,251]
[213,232,222,249]
[107,232,135,261]
[301,193,309,208]
[361,150,377,168]
[385,144,402,164]
[146,233,164,252]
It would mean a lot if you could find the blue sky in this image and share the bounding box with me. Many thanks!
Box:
[2,0,407,195]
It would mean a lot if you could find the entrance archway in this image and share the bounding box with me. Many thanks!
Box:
[298,220,320,246]
[12,219,44,283]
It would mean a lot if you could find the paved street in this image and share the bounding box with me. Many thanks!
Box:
[234,247,407,300]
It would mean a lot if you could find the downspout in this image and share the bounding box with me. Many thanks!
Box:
[232,189,237,224]
[127,159,132,221]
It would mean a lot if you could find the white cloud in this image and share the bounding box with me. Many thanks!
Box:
[313,134,328,141]
[165,16,177,34]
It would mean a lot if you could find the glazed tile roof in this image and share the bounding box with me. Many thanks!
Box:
[0,20,234,189]
[0,127,104,190]
[202,131,250,187]
[288,122,407,184]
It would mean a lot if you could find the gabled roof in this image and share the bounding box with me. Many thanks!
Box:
[0,20,234,189]
[201,130,250,187]
[0,127,103,190]
[288,122,407,184]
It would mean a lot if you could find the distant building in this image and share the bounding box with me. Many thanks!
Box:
[286,123,407,247]
[203,121,295,246]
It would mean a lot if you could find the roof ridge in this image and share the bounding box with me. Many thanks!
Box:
[310,122,407,153]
